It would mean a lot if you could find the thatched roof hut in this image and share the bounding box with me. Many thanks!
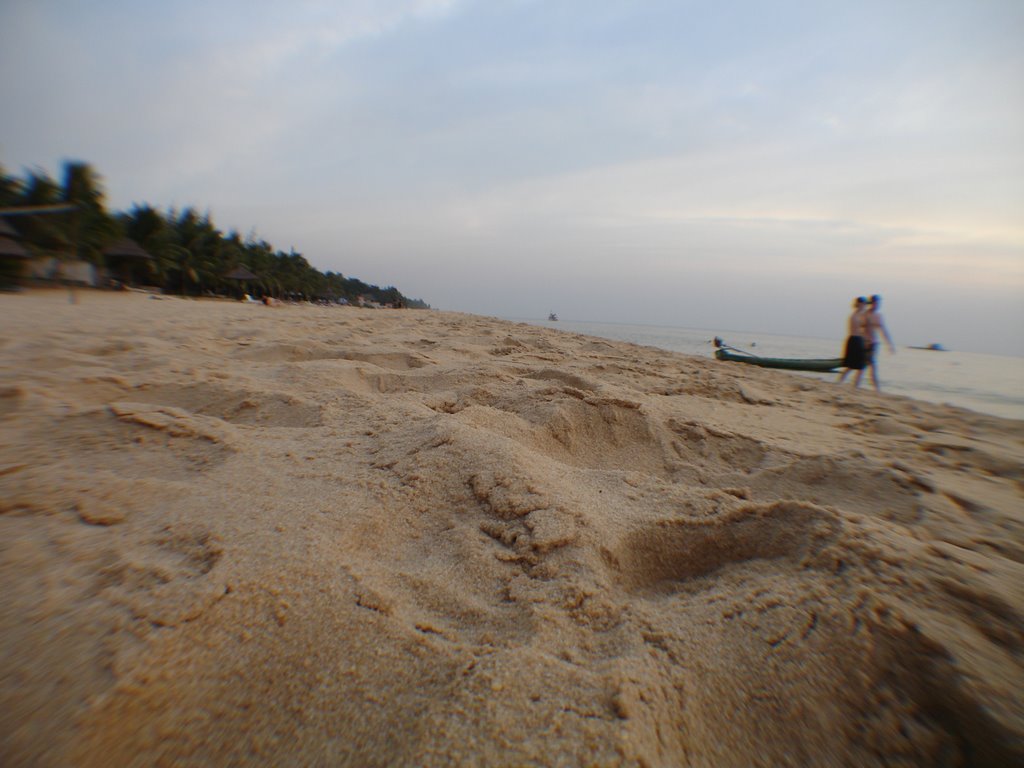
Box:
[102,238,155,286]
[102,238,154,261]
[224,265,258,281]
[0,217,30,259]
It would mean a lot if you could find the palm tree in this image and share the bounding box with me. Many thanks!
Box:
[10,170,68,254]
[120,204,176,285]
[171,208,224,295]
[62,161,118,265]
[0,165,23,207]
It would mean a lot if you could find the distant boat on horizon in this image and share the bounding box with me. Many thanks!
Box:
[548,312,558,321]
[908,343,947,351]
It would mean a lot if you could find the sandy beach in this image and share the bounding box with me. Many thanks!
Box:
[1,289,1022,766]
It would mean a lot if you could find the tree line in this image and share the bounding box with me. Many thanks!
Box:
[0,160,428,307]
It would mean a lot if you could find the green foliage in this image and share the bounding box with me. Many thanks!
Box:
[11,169,70,254]
[0,162,429,307]
[62,161,119,264]
[0,165,23,207]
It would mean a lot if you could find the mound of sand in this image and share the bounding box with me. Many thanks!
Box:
[1,290,1022,766]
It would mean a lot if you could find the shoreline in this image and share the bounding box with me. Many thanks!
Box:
[2,289,1022,765]
[513,315,1024,421]
[513,314,1024,361]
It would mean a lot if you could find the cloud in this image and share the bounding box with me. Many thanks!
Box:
[1,0,1021,353]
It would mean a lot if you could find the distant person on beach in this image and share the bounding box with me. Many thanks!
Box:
[838,297,869,385]
[864,294,896,391]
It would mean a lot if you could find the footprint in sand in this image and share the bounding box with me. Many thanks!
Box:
[130,381,323,428]
[605,500,840,593]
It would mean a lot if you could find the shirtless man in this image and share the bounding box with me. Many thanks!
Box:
[838,297,869,385]
[863,294,895,391]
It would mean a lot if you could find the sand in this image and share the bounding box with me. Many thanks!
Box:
[1,289,1022,767]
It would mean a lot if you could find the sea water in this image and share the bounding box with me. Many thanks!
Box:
[513,318,1024,421]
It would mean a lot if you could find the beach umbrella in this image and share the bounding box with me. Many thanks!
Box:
[224,265,258,281]
[224,264,260,298]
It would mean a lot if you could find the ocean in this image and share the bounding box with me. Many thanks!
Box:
[513,318,1024,421]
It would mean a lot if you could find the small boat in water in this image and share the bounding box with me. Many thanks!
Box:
[908,343,947,351]
[713,338,842,373]
[548,312,558,321]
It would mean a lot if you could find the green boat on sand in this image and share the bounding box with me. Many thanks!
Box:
[713,338,842,373]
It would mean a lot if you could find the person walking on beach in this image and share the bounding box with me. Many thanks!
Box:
[838,297,869,385]
[864,294,896,391]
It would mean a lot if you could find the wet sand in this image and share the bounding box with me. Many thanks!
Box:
[1,289,1022,766]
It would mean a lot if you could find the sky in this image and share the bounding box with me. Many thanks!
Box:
[2,0,1022,355]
